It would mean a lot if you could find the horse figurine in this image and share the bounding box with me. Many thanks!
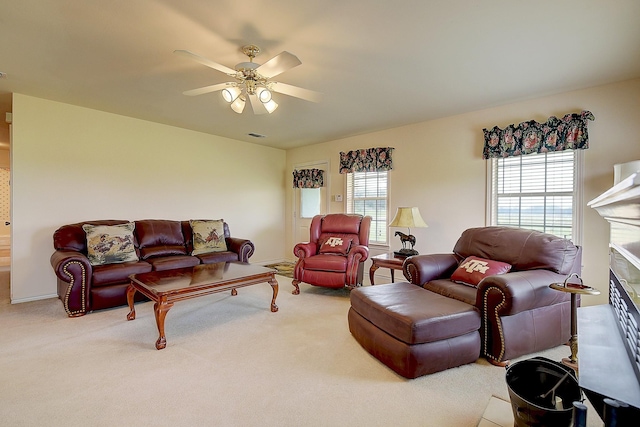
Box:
[395,231,416,251]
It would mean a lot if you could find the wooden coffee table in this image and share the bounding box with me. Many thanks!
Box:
[126,262,278,349]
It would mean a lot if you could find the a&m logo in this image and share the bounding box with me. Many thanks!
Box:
[460,258,489,274]
[324,237,344,247]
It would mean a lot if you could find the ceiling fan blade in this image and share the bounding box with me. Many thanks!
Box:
[248,94,268,115]
[174,49,236,75]
[182,83,231,96]
[270,82,322,103]
[256,51,301,78]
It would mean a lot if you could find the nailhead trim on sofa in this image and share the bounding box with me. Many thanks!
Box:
[62,261,86,317]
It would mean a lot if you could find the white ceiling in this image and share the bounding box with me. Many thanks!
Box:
[1,0,639,150]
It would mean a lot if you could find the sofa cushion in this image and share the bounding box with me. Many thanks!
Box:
[92,260,152,287]
[450,256,511,287]
[83,222,139,266]
[453,226,578,274]
[54,220,131,252]
[135,220,187,259]
[196,251,239,264]
[318,235,352,255]
[423,279,477,306]
[321,214,363,234]
[190,220,228,255]
[146,255,201,272]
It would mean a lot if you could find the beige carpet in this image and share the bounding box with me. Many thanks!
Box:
[0,271,602,427]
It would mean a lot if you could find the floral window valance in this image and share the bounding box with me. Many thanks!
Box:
[482,110,594,159]
[293,168,324,188]
[339,147,394,174]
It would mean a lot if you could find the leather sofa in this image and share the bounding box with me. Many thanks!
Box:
[402,226,582,364]
[51,219,254,317]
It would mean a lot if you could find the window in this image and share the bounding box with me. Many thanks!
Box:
[300,188,321,218]
[346,171,388,245]
[489,150,582,243]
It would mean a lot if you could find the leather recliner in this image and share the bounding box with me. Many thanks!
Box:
[292,214,371,294]
[402,226,582,365]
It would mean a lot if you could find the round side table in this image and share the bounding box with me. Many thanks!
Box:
[550,273,600,371]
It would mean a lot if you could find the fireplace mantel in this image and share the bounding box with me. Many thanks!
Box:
[584,162,640,421]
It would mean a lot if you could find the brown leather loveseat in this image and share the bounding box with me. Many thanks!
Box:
[51,219,254,317]
[402,226,582,365]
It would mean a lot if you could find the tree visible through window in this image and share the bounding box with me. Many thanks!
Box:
[490,150,581,242]
[346,171,388,245]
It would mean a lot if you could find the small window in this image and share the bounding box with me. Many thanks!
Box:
[300,188,321,218]
[489,150,582,243]
[346,171,388,245]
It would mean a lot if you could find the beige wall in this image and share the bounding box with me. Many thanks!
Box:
[11,94,287,303]
[286,79,640,305]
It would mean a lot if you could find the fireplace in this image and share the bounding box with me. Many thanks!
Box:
[584,160,640,422]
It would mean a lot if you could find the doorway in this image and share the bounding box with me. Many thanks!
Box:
[293,161,330,244]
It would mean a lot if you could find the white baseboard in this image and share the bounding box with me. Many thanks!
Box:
[11,293,58,304]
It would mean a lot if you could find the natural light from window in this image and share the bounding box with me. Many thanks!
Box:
[346,171,388,245]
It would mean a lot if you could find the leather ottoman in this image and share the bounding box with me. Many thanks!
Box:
[348,282,481,378]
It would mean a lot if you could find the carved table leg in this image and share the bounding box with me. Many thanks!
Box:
[369,263,379,285]
[153,298,174,350]
[270,277,279,312]
[231,288,237,296]
[126,283,137,321]
[292,279,300,295]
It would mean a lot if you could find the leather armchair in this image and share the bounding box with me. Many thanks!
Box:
[403,226,582,364]
[292,214,371,294]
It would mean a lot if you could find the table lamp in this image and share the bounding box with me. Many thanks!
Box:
[388,207,428,257]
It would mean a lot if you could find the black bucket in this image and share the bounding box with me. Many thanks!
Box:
[506,357,582,427]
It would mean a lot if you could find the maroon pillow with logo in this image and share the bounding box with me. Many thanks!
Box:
[451,256,512,287]
[318,236,353,255]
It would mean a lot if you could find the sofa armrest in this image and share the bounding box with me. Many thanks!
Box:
[476,269,571,363]
[225,237,255,262]
[50,250,93,317]
[293,242,316,260]
[346,244,369,287]
[347,244,369,263]
[402,254,459,286]
[476,269,570,316]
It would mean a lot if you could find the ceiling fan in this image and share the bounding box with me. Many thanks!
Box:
[174,45,321,114]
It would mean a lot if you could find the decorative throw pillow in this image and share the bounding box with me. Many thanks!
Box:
[82,222,139,266]
[318,235,352,255]
[190,220,228,255]
[451,256,512,287]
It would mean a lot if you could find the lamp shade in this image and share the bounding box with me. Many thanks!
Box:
[230,97,246,114]
[222,86,242,103]
[263,99,278,114]
[388,207,428,228]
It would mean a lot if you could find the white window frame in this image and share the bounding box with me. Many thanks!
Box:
[486,150,583,245]
[346,171,389,246]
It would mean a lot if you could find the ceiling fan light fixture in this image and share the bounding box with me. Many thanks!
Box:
[258,88,272,103]
[176,44,318,115]
[263,99,278,114]
[230,97,246,114]
[222,86,241,103]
